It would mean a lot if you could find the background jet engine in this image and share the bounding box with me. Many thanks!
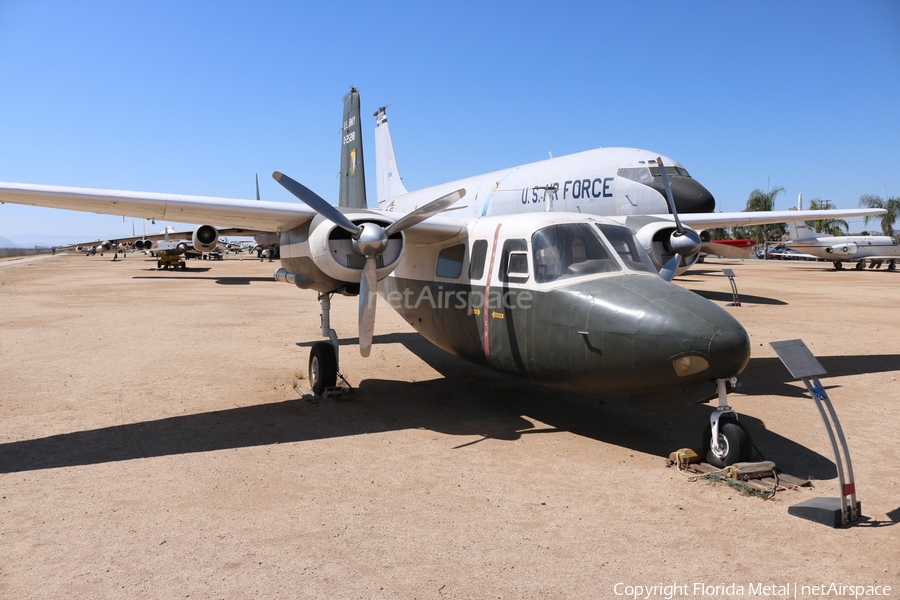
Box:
[133,239,155,250]
[826,242,858,257]
[192,225,219,253]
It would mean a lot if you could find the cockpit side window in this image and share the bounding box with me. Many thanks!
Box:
[531,224,621,283]
[616,167,653,184]
[595,224,658,274]
[499,238,530,283]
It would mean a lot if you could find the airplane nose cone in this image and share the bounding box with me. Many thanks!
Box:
[578,276,749,393]
[649,177,716,214]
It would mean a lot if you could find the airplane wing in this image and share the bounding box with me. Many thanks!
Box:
[0,181,464,242]
[673,208,886,230]
[0,182,317,233]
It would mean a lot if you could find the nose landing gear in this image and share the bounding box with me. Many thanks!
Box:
[702,377,753,467]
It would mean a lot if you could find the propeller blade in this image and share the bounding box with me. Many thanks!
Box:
[659,254,681,282]
[358,256,378,357]
[273,171,361,236]
[384,189,466,237]
[656,157,684,233]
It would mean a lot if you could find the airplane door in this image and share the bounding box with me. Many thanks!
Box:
[484,237,531,375]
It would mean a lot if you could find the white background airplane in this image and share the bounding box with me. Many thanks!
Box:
[786,219,900,271]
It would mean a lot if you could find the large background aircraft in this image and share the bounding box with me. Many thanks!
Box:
[0,90,887,467]
[786,218,900,271]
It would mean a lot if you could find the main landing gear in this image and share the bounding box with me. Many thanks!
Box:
[307,293,349,396]
[702,377,753,467]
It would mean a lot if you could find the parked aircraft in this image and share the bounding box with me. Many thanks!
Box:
[0,90,886,466]
[786,218,900,271]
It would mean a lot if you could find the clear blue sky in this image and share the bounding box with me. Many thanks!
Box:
[1,0,898,241]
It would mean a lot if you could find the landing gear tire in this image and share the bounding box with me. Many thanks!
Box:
[889,262,896,272]
[309,341,337,396]
[833,261,843,270]
[856,262,865,270]
[703,417,752,468]
[157,260,162,269]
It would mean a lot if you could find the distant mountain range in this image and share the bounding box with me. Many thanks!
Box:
[0,234,89,248]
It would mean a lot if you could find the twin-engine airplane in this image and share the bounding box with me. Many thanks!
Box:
[0,89,885,466]
[786,216,900,271]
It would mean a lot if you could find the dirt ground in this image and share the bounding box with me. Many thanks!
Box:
[1,252,897,599]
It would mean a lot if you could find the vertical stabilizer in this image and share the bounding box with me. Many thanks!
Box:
[787,203,817,239]
[339,88,367,209]
[374,103,409,206]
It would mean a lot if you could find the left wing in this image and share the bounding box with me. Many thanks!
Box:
[0,180,465,243]
[0,182,317,233]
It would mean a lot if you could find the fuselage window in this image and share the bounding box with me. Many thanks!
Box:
[499,238,529,283]
[531,223,620,283]
[595,224,658,274]
[469,239,488,280]
[436,243,466,279]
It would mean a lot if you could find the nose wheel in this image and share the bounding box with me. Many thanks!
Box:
[702,378,753,467]
[703,416,751,467]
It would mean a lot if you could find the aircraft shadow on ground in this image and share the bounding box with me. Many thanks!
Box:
[132,275,275,285]
[688,289,788,305]
[7,336,890,480]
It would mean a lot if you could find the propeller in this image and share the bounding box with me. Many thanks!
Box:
[273,171,465,356]
[656,157,702,281]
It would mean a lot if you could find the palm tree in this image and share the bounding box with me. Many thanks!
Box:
[859,194,900,237]
[805,199,848,235]
[744,187,786,258]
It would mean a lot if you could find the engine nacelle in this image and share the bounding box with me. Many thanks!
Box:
[192,225,219,253]
[826,242,858,256]
[629,217,701,277]
[276,212,405,294]
[133,239,155,250]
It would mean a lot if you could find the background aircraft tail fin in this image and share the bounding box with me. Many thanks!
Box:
[339,88,367,209]
[374,103,409,206]
[787,206,817,239]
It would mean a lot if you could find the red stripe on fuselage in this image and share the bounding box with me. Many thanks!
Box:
[482,223,503,356]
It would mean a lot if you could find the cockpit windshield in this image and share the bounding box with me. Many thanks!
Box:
[648,165,691,178]
[531,223,621,283]
[595,224,658,274]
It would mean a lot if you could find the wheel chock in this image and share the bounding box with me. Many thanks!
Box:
[667,448,702,468]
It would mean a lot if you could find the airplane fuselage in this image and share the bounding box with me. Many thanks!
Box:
[787,235,900,261]
[380,147,715,221]
[378,213,749,401]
